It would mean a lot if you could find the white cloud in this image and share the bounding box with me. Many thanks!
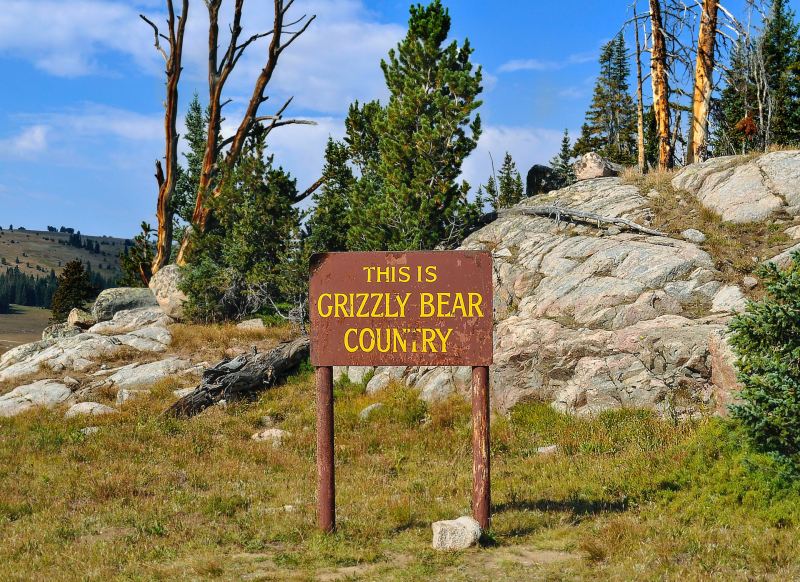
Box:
[0,125,49,157]
[461,125,567,192]
[498,51,597,73]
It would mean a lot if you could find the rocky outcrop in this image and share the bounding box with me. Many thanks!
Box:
[67,308,96,329]
[0,380,71,417]
[148,265,187,320]
[64,402,117,419]
[42,323,81,341]
[0,309,173,383]
[573,152,623,181]
[672,150,800,223]
[88,307,173,335]
[92,288,159,322]
[365,178,740,417]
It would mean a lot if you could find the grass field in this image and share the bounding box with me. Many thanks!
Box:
[2,329,800,581]
[0,305,51,357]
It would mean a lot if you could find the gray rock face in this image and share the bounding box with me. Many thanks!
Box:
[42,323,81,341]
[88,307,173,335]
[573,152,623,181]
[0,310,173,383]
[432,516,481,550]
[237,318,265,330]
[64,402,117,419]
[67,308,96,329]
[148,265,187,320]
[0,380,71,417]
[765,242,800,270]
[368,178,738,417]
[92,288,159,322]
[93,357,198,391]
[672,151,800,222]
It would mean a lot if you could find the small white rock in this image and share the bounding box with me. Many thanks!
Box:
[80,426,99,436]
[785,225,800,239]
[536,444,559,455]
[681,228,706,244]
[251,428,290,447]
[359,402,384,421]
[64,402,117,419]
[173,387,195,398]
[432,516,482,551]
[742,276,758,290]
[606,226,621,236]
[236,318,265,330]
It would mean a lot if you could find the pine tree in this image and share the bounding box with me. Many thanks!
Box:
[119,222,156,287]
[762,0,800,146]
[484,175,498,212]
[174,93,208,226]
[495,152,523,209]
[573,33,637,164]
[306,138,355,255]
[550,129,576,187]
[50,260,95,322]
[345,0,483,250]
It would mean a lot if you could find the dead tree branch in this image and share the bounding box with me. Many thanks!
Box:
[501,205,667,236]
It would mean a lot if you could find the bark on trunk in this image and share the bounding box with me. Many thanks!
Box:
[687,0,719,164]
[649,0,673,170]
[164,335,310,418]
[144,1,189,278]
[634,9,646,173]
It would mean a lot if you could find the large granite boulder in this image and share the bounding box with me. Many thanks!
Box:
[88,307,173,335]
[148,264,187,320]
[573,152,623,181]
[92,288,159,322]
[672,150,800,222]
[366,178,739,417]
[0,380,71,417]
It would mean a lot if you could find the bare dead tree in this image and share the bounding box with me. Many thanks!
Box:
[634,5,648,172]
[140,1,189,278]
[650,0,674,170]
[174,0,317,265]
[687,0,720,163]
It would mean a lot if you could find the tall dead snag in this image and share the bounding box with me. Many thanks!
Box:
[634,6,647,172]
[141,1,188,278]
[649,0,673,170]
[174,0,316,265]
[686,0,720,164]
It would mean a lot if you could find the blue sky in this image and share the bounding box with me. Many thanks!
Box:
[0,0,796,237]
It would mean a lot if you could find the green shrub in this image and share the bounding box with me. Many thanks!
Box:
[729,251,800,463]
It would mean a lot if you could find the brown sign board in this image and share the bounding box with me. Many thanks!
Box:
[309,251,493,367]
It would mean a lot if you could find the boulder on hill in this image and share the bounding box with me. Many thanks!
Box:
[148,264,187,320]
[92,288,159,322]
[573,152,623,181]
[672,150,800,223]
[67,308,96,329]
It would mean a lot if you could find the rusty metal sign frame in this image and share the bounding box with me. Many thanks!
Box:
[309,251,493,532]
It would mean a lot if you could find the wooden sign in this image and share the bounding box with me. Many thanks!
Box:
[309,250,493,534]
[309,251,493,366]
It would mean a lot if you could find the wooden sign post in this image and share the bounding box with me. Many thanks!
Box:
[309,251,493,532]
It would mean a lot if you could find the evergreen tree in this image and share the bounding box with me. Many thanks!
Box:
[306,138,355,255]
[174,93,208,226]
[762,0,800,146]
[495,152,523,209]
[484,175,498,212]
[181,133,301,322]
[50,260,95,322]
[345,1,483,250]
[730,252,800,464]
[119,222,156,287]
[550,129,576,187]
[573,33,637,164]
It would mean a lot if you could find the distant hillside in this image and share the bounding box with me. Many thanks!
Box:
[0,227,128,281]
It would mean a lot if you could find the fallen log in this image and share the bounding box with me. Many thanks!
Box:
[164,335,310,418]
[500,205,666,237]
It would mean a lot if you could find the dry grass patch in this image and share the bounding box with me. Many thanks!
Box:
[623,168,792,288]
[169,322,297,362]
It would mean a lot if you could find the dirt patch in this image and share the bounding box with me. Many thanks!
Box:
[0,305,51,356]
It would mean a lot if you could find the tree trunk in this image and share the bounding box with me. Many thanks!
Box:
[649,0,673,170]
[687,0,719,164]
[164,335,310,418]
[634,9,647,173]
[143,1,189,278]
